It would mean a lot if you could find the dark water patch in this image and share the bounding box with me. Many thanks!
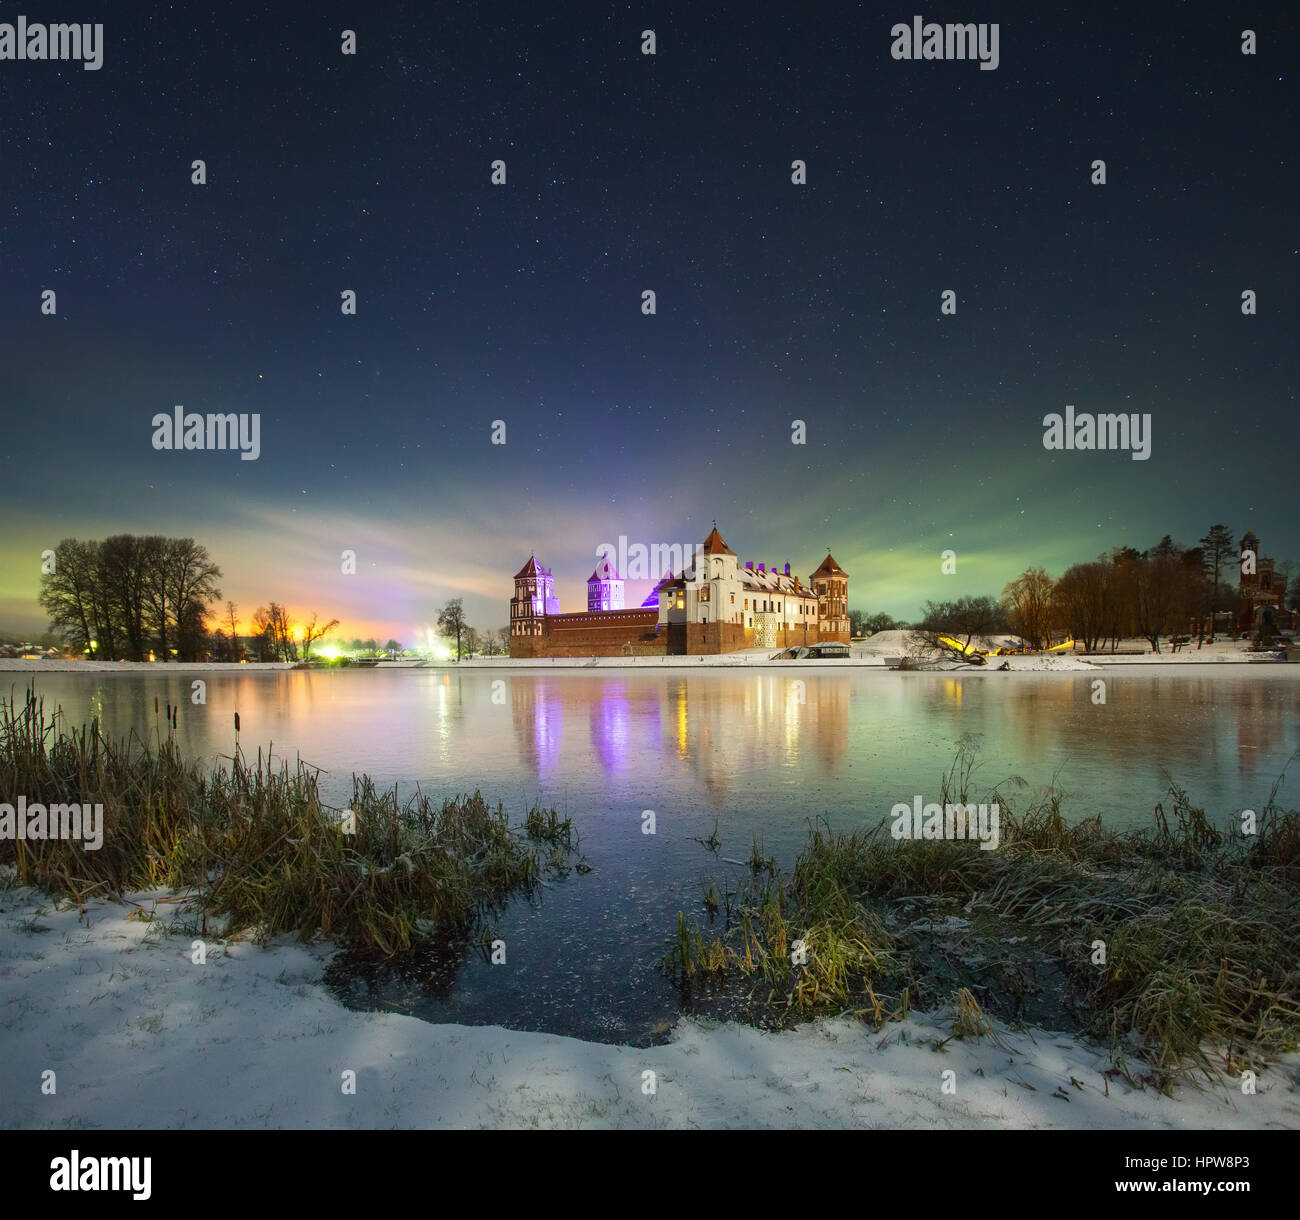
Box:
[323,880,683,1046]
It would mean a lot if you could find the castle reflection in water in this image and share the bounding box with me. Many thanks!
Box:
[498,669,1300,820]
[511,674,853,805]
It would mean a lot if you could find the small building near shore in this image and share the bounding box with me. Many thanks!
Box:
[1237,531,1293,633]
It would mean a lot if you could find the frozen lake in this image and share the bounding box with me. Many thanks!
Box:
[12,666,1300,1043]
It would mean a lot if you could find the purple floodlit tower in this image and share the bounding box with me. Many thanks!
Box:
[587,555,625,611]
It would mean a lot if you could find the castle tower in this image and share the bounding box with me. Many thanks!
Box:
[511,553,560,642]
[811,554,850,643]
[697,526,741,615]
[587,555,625,611]
[640,571,675,608]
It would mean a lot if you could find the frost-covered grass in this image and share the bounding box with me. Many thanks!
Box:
[666,741,1300,1091]
[2,881,1295,1129]
[0,692,575,955]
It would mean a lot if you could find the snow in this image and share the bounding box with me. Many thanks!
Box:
[847,630,1097,671]
[455,649,884,669]
[2,883,1295,1130]
[0,637,1285,673]
[983,654,1098,671]
[0,660,296,672]
[1084,639,1287,665]
[850,629,918,656]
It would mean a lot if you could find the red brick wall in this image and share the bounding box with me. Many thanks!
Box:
[686,621,746,654]
[531,609,665,657]
[511,611,826,656]
[509,634,546,658]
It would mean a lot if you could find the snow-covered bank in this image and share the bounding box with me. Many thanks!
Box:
[1085,646,1288,665]
[0,660,296,673]
[451,647,1096,671]
[0,637,1287,674]
[2,886,1295,1130]
[449,634,1287,671]
[452,653,887,669]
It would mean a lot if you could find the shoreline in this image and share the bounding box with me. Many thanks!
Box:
[2,884,1294,1130]
[0,660,298,673]
[0,653,1289,673]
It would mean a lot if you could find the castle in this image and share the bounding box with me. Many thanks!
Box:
[510,526,849,657]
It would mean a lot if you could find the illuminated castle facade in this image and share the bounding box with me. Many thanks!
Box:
[510,526,850,657]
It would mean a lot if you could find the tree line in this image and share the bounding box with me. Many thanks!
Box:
[246,603,339,662]
[39,536,344,662]
[36,538,500,664]
[848,610,903,637]
[40,536,223,661]
[911,524,1295,657]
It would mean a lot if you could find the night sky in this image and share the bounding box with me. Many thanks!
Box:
[1,1,1295,642]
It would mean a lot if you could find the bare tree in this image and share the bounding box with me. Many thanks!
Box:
[1001,568,1055,651]
[141,535,172,659]
[226,602,241,660]
[1054,562,1110,653]
[910,596,1004,662]
[253,603,297,661]
[167,539,222,661]
[1132,541,1183,652]
[437,598,469,661]
[38,538,100,654]
[300,613,340,661]
[1103,547,1142,651]
[1199,524,1235,642]
[100,534,153,660]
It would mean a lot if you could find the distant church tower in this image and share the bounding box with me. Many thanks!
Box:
[587,555,625,611]
[811,554,850,642]
[511,553,561,642]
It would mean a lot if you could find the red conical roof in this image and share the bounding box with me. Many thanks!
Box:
[701,526,736,556]
[811,553,848,579]
[513,554,551,580]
